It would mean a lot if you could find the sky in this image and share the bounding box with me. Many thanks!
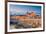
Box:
[10,4,41,15]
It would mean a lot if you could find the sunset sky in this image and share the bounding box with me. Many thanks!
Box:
[10,4,41,15]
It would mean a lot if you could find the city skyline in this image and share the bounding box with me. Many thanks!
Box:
[10,4,41,15]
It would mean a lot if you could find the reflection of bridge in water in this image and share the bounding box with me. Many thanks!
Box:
[10,18,41,29]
